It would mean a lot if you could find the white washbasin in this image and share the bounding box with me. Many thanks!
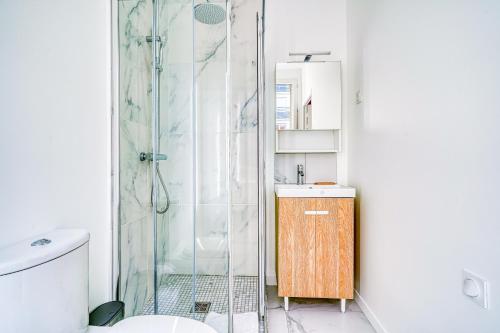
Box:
[275,184,356,198]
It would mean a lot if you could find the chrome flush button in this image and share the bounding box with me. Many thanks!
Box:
[31,238,51,246]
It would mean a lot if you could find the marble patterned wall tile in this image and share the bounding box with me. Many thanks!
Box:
[194,13,228,207]
[159,65,193,136]
[162,204,194,275]
[118,0,154,317]
[155,0,197,279]
[232,204,258,275]
[198,131,227,205]
[231,132,258,205]
[228,0,259,275]
[161,203,229,276]
[230,0,259,133]
[197,84,227,135]
[120,217,153,317]
[195,203,229,275]
[230,54,258,133]
[118,0,153,227]
[159,1,193,137]
[120,121,152,224]
[160,132,193,205]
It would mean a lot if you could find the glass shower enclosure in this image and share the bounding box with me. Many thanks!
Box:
[116,0,264,331]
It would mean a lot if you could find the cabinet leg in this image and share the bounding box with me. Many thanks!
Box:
[284,297,289,311]
[340,299,346,313]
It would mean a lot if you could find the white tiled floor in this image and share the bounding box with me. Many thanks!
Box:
[266,287,376,333]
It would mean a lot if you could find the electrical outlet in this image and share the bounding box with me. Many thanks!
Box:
[463,269,489,309]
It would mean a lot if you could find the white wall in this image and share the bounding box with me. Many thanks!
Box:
[265,0,347,284]
[347,1,500,332]
[0,0,112,311]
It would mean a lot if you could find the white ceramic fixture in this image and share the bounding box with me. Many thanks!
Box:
[87,315,218,333]
[0,229,90,333]
[111,315,217,333]
[88,316,218,333]
[275,184,356,198]
[0,228,219,333]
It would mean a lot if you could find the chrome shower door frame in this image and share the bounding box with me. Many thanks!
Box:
[256,8,266,326]
[150,0,161,315]
[225,0,234,332]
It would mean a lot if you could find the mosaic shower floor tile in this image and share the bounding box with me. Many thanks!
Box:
[143,274,258,322]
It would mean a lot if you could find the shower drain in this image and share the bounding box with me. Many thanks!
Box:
[191,302,211,314]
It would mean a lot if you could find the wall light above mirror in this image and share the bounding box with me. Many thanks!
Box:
[275,61,341,131]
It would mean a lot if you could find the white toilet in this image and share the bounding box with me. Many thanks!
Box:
[0,229,217,333]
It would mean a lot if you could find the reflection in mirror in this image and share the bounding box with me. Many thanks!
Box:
[275,62,341,130]
[276,83,294,130]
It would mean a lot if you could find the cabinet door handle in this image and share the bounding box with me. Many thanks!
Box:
[304,210,330,215]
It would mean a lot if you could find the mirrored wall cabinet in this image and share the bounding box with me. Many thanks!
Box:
[275,61,341,153]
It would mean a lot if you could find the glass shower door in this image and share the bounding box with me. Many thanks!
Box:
[193,0,232,329]
[150,0,197,319]
[153,0,232,331]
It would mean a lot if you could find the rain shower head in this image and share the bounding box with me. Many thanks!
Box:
[194,2,226,25]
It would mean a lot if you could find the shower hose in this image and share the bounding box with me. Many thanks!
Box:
[152,161,170,214]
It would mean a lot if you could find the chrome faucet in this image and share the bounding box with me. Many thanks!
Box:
[297,164,305,185]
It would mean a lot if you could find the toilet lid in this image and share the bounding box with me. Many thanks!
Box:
[110,315,217,333]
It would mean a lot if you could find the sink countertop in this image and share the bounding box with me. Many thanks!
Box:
[275,184,356,198]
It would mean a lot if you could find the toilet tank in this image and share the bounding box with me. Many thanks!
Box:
[0,229,90,333]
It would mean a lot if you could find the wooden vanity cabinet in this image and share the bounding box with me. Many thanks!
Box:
[276,197,354,300]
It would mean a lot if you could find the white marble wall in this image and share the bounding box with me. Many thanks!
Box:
[156,0,195,276]
[118,0,154,317]
[194,4,230,275]
[228,0,260,276]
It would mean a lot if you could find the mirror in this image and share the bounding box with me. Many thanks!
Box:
[275,61,341,130]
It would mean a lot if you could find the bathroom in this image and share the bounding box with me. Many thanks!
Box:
[1,0,500,332]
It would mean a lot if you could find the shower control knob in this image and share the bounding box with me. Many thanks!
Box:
[139,152,168,162]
